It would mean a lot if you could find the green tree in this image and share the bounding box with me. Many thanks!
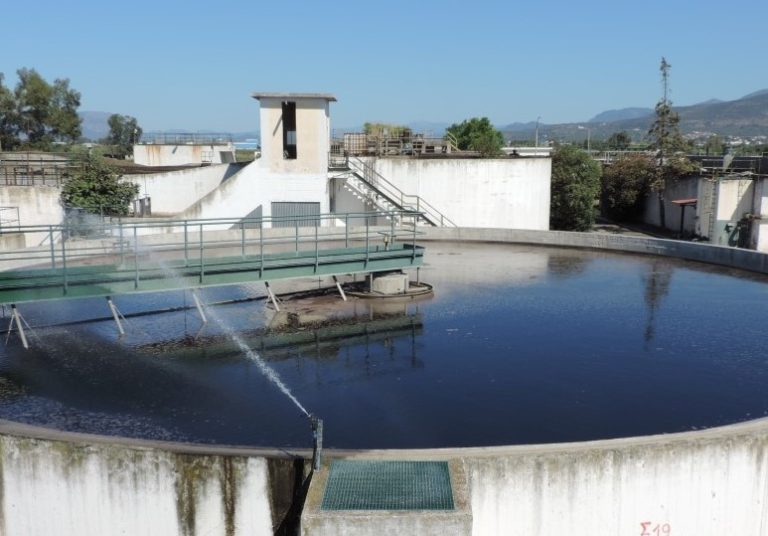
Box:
[12,68,81,148]
[446,117,504,156]
[105,114,142,157]
[363,122,407,137]
[550,145,602,231]
[647,58,693,228]
[61,153,138,216]
[0,74,18,150]
[703,134,725,155]
[601,153,655,221]
[607,131,632,150]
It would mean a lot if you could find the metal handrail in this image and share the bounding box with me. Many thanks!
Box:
[0,211,424,282]
[345,157,456,227]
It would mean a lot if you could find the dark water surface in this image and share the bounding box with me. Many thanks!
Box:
[1,242,767,449]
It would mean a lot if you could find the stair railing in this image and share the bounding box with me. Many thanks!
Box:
[345,157,456,227]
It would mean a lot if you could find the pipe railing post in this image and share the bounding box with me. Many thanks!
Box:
[389,215,395,249]
[240,221,246,259]
[133,226,139,289]
[365,215,370,266]
[198,223,204,283]
[345,213,349,248]
[314,219,319,272]
[259,220,264,278]
[119,221,125,265]
[295,218,299,253]
[61,227,68,295]
[183,220,189,266]
[48,226,55,269]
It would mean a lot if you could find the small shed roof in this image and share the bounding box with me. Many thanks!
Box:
[671,198,698,206]
[251,92,337,102]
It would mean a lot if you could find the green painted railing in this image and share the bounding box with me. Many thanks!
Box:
[0,211,425,303]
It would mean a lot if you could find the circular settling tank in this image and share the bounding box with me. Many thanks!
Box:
[0,240,766,450]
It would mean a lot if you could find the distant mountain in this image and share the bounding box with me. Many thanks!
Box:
[500,89,768,141]
[501,121,539,133]
[605,90,768,137]
[588,107,652,123]
[742,89,768,99]
[78,111,112,141]
[692,98,723,106]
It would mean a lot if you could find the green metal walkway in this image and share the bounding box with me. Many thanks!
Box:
[0,211,425,304]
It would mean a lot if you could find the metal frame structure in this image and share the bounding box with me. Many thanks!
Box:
[0,211,424,305]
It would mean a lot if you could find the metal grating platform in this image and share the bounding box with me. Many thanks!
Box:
[321,460,454,511]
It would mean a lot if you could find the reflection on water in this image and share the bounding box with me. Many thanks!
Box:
[0,242,767,449]
[642,260,674,345]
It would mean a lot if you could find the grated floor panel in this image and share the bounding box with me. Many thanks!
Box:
[321,460,454,511]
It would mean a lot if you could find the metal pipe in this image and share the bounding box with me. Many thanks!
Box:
[9,305,28,349]
[48,226,55,269]
[106,296,125,336]
[310,414,323,472]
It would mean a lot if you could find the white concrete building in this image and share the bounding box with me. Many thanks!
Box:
[172,92,551,231]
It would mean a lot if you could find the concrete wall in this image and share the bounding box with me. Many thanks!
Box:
[753,178,768,251]
[364,157,551,230]
[419,226,768,274]
[642,176,699,234]
[125,164,244,216]
[176,160,328,226]
[0,186,64,248]
[462,422,768,535]
[0,424,295,536]
[330,177,370,215]
[134,144,236,166]
[0,186,63,229]
[258,97,330,175]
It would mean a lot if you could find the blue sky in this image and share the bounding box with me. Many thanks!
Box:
[3,0,766,132]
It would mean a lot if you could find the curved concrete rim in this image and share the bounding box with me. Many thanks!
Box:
[3,227,768,460]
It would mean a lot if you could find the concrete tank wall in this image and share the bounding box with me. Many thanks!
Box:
[462,424,768,535]
[0,423,296,536]
[364,157,551,230]
[125,164,244,216]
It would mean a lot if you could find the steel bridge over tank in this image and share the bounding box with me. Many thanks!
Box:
[0,211,425,347]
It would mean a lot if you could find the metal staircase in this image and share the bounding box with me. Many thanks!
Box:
[331,156,456,227]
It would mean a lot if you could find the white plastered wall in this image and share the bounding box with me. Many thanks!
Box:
[363,157,551,230]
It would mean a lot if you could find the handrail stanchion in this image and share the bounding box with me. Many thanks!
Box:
[365,215,370,266]
[295,218,299,253]
[345,213,349,248]
[259,219,264,278]
[314,218,319,272]
[390,214,395,249]
[199,223,204,283]
[119,220,125,265]
[48,226,55,269]
[133,226,139,289]
[184,221,189,266]
[61,227,68,295]
[240,221,246,259]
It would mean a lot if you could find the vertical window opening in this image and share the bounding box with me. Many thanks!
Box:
[282,101,297,159]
